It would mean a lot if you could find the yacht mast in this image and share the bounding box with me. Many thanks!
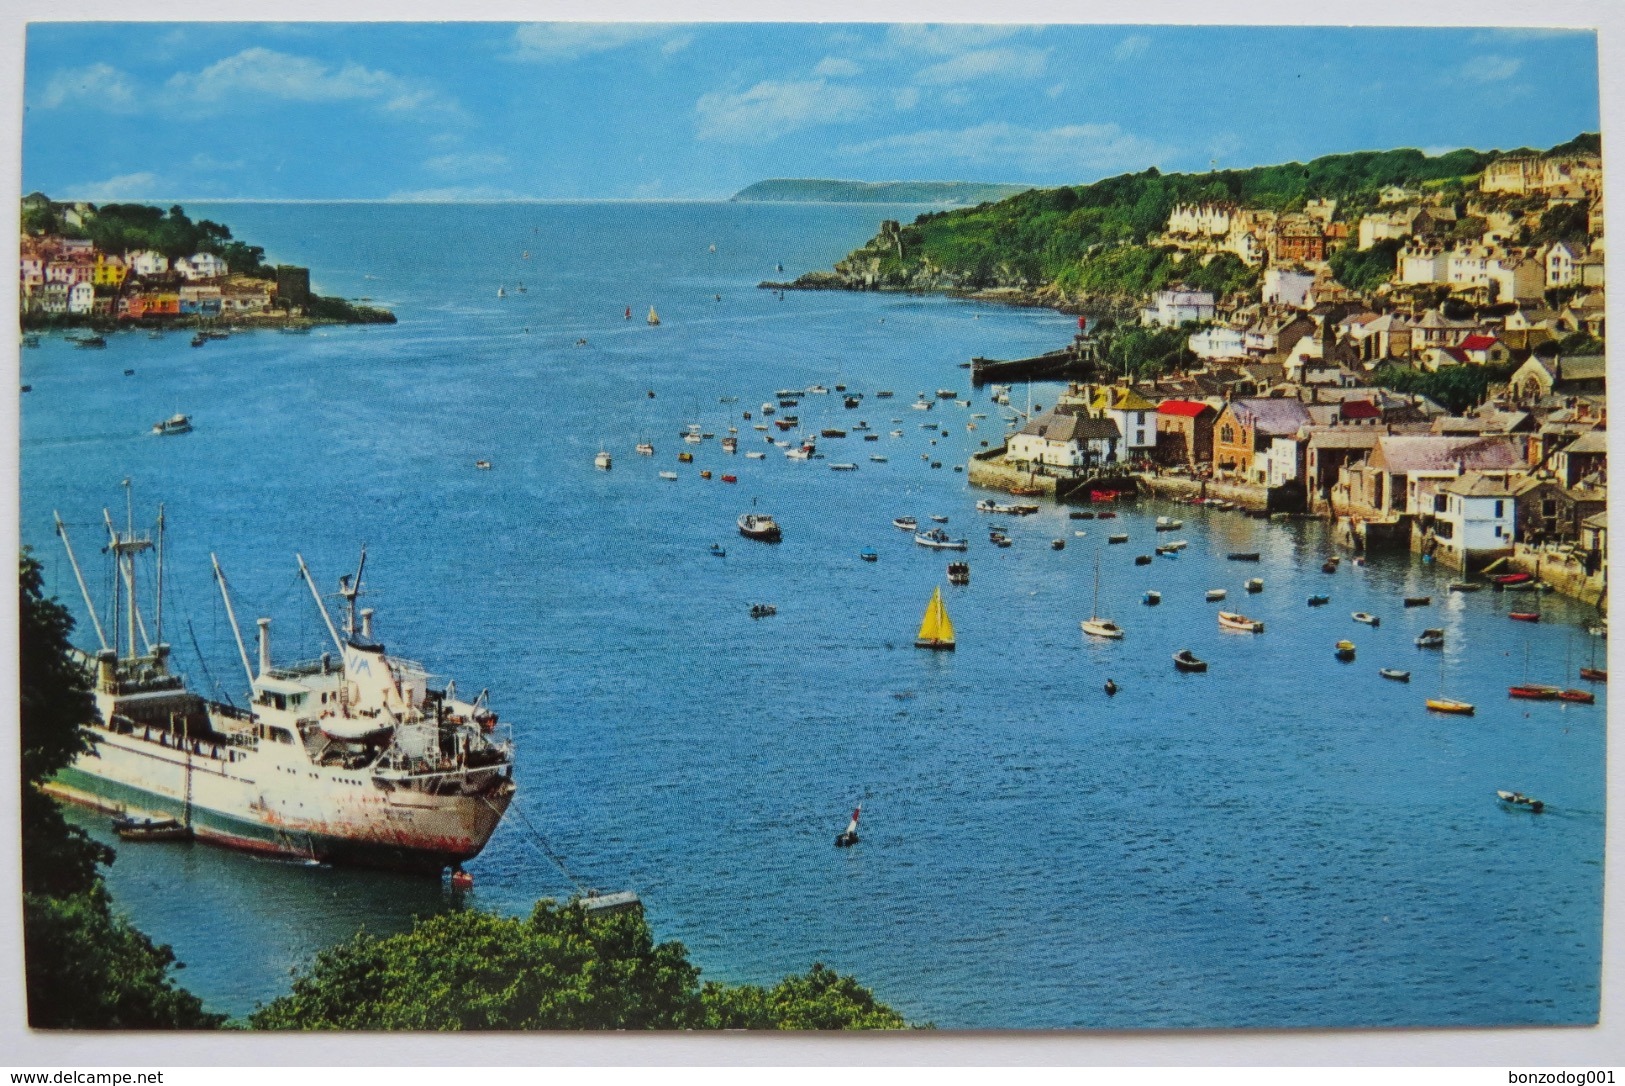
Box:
[104,508,153,655]
[296,553,346,654]
[210,553,256,690]
[155,504,165,647]
[52,512,109,651]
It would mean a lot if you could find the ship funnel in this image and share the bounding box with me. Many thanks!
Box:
[256,618,271,677]
[361,608,374,640]
[96,648,117,692]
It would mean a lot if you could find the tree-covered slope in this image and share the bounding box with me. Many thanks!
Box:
[733,179,1031,205]
[792,138,1594,302]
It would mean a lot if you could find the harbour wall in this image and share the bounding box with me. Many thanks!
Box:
[1140,474,1269,510]
[1506,543,1608,611]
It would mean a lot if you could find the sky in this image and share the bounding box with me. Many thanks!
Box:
[20,22,1603,202]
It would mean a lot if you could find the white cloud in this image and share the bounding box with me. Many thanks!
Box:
[661,34,695,57]
[838,121,1174,174]
[915,46,1048,86]
[168,48,442,113]
[38,62,137,110]
[511,23,674,62]
[62,171,160,201]
[1112,35,1151,62]
[695,79,872,143]
[814,56,863,78]
[1455,55,1524,83]
[885,25,1031,56]
[893,87,920,111]
[1046,83,1066,99]
[423,152,509,176]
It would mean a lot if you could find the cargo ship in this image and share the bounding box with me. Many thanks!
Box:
[44,494,516,875]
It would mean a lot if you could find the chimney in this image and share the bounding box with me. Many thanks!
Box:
[361,608,374,640]
[257,618,271,677]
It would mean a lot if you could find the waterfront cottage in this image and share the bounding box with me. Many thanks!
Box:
[1007,411,1122,470]
[67,280,94,315]
[1341,434,1524,518]
[1213,398,1312,483]
[1154,400,1217,467]
[1424,471,1520,572]
[1305,429,1383,510]
[1551,429,1607,488]
[1091,385,1157,456]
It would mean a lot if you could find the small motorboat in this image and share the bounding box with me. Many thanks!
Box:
[658,471,678,480]
[860,548,878,563]
[1217,611,1264,633]
[1245,578,1263,594]
[1509,612,1541,623]
[893,516,918,531]
[721,474,737,484]
[914,528,968,551]
[152,413,193,436]
[1155,545,1179,557]
[1108,534,1129,544]
[1415,629,1446,649]
[829,463,858,471]
[989,532,1012,548]
[122,368,134,376]
[1051,539,1066,551]
[1379,668,1411,682]
[594,450,613,470]
[1558,688,1596,704]
[636,441,655,456]
[1403,596,1431,608]
[738,512,782,542]
[1307,595,1330,607]
[749,603,777,618]
[475,459,492,470]
[870,455,887,462]
[947,561,970,586]
[930,515,949,523]
[1172,649,1208,673]
[1070,510,1096,520]
[678,451,694,463]
[1104,679,1118,697]
[1448,582,1482,593]
[1508,684,1560,700]
[1426,698,1474,715]
[112,815,191,842]
[1491,572,1532,586]
[191,333,208,347]
[1095,511,1117,520]
[1335,640,1357,662]
[709,544,727,558]
[1578,667,1607,683]
[74,335,108,349]
[834,805,861,848]
[1321,560,1339,574]
[745,451,766,460]
[1143,591,1161,606]
[1205,589,1227,602]
[1155,517,1183,532]
[1227,552,1261,562]
[1496,790,1544,813]
[1352,612,1380,627]
[1134,554,1152,565]
[821,428,846,438]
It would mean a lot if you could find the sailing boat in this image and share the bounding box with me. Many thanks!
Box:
[915,586,956,651]
[1080,553,1123,639]
[1427,643,1475,715]
[1580,628,1607,682]
[834,805,861,847]
[497,285,505,298]
[647,307,660,326]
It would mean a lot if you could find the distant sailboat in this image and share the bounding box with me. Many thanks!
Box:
[497,285,506,298]
[915,585,956,651]
[1080,553,1123,639]
[647,307,660,326]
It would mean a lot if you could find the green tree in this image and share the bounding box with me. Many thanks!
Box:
[251,900,911,1031]
[1371,362,1516,415]
[20,553,222,1029]
[1328,238,1401,292]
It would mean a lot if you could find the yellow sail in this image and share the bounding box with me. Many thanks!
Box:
[916,585,955,649]
[647,307,660,325]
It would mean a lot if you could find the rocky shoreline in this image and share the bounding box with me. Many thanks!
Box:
[758,275,1138,321]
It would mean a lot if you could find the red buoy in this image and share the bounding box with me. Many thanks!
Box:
[451,870,474,891]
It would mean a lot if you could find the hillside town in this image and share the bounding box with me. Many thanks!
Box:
[982,148,1606,604]
[17,193,387,328]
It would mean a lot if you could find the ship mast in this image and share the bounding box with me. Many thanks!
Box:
[52,511,109,651]
[211,553,256,690]
[296,553,346,655]
[102,480,154,660]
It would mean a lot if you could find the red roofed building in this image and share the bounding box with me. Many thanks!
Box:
[1154,399,1217,467]
[1456,334,1511,366]
[1339,399,1382,424]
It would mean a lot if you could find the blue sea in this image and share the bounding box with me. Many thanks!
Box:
[21,201,1605,1028]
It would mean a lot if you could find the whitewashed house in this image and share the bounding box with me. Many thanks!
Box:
[1431,471,1519,572]
[67,280,95,314]
[176,252,228,280]
[1007,411,1122,469]
[1188,325,1247,361]
[1398,245,1446,285]
[128,250,170,277]
[1091,386,1157,456]
[1141,287,1215,327]
[1262,267,1315,308]
[1545,241,1581,289]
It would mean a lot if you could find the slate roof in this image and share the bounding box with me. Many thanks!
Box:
[1373,435,1523,474]
[1019,413,1121,443]
[1226,397,1313,436]
[1440,471,1522,498]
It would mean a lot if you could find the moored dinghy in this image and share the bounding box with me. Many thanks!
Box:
[1379,668,1411,682]
[738,512,782,542]
[1172,649,1207,673]
[1496,790,1544,813]
[1352,611,1380,627]
[1217,611,1264,633]
[1335,640,1357,661]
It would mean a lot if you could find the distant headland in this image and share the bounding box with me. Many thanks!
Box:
[731,179,1032,205]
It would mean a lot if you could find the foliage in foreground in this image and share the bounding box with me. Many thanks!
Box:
[19,553,224,1028]
[250,900,912,1030]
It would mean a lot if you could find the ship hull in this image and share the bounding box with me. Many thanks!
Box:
[46,729,513,875]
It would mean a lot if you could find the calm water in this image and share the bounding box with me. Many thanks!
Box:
[22,202,1605,1028]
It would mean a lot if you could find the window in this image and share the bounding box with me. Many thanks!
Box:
[1494,500,1504,518]
[1220,424,1235,444]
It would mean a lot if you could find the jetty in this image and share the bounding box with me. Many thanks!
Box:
[970,331,1102,386]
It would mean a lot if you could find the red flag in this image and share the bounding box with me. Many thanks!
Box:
[852,807,861,823]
